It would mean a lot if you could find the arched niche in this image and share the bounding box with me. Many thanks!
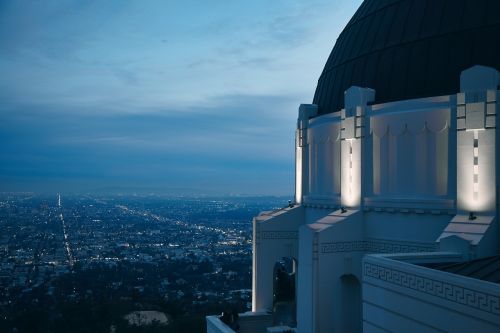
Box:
[273,257,297,327]
[340,274,362,333]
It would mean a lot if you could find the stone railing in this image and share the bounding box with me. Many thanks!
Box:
[206,311,274,333]
[206,315,236,333]
[363,252,500,332]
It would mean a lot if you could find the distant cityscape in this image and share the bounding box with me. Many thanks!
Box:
[0,193,290,333]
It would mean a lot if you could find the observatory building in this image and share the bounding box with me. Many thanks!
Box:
[208,0,500,332]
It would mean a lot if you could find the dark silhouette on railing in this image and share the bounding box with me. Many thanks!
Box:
[220,309,240,332]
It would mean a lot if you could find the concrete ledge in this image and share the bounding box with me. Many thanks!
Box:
[207,312,275,333]
[239,311,274,333]
[364,196,455,212]
[255,205,304,223]
[206,315,235,333]
[363,253,500,332]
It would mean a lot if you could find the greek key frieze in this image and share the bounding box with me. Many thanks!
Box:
[363,262,500,315]
[320,241,365,253]
[365,240,437,254]
[260,231,298,240]
[320,240,436,254]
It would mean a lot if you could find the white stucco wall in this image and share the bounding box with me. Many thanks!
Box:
[363,254,500,333]
[252,206,305,312]
[209,67,500,333]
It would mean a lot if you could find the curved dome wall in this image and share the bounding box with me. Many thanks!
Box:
[313,0,500,115]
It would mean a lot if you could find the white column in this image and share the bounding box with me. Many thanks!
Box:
[297,224,317,333]
[340,87,375,208]
[296,104,318,204]
[456,65,498,214]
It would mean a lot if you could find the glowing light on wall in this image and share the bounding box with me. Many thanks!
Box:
[459,127,495,213]
[348,139,353,197]
[341,138,361,208]
[296,147,303,204]
[456,66,498,214]
[472,130,479,201]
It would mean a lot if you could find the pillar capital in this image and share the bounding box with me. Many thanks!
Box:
[298,104,318,129]
[460,65,499,93]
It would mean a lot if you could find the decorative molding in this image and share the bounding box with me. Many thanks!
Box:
[308,133,341,145]
[303,195,341,209]
[371,121,450,138]
[365,239,437,254]
[321,241,365,253]
[363,262,500,316]
[363,196,455,212]
[260,231,298,240]
[320,239,437,254]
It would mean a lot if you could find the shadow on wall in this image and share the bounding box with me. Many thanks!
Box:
[273,257,297,327]
[340,274,362,333]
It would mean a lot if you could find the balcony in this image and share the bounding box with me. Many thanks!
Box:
[207,311,296,333]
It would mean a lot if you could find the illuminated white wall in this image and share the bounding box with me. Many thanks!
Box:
[307,118,341,197]
[252,206,305,312]
[371,107,450,197]
[340,86,375,208]
[340,138,361,207]
[295,104,318,204]
[363,254,500,333]
[243,66,500,333]
[295,144,303,204]
[456,66,498,214]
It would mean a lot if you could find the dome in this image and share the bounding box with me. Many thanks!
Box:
[313,0,500,115]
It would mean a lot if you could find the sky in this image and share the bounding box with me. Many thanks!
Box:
[0,0,362,195]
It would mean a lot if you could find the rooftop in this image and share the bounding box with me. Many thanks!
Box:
[423,255,500,284]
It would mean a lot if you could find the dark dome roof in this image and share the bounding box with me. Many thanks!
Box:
[313,0,500,115]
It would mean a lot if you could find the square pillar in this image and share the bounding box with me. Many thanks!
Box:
[456,66,498,214]
[296,104,318,204]
[340,87,375,208]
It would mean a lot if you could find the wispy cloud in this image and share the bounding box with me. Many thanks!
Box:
[0,0,362,194]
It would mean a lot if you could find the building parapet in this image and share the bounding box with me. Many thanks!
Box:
[206,311,274,333]
[363,252,500,332]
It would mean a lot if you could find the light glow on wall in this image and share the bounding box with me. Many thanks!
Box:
[341,138,361,208]
[472,130,479,201]
[458,128,495,213]
[296,147,303,204]
[348,139,353,197]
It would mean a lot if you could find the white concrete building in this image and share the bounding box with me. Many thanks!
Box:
[208,0,500,332]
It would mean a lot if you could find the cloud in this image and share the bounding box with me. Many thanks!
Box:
[112,68,139,86]
[0,0,363,194]
[0,92,297,194]
[0,0,362,115]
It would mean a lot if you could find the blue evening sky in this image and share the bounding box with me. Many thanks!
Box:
[0,0,362,195]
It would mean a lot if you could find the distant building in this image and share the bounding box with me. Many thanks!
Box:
[207,0,500,332]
